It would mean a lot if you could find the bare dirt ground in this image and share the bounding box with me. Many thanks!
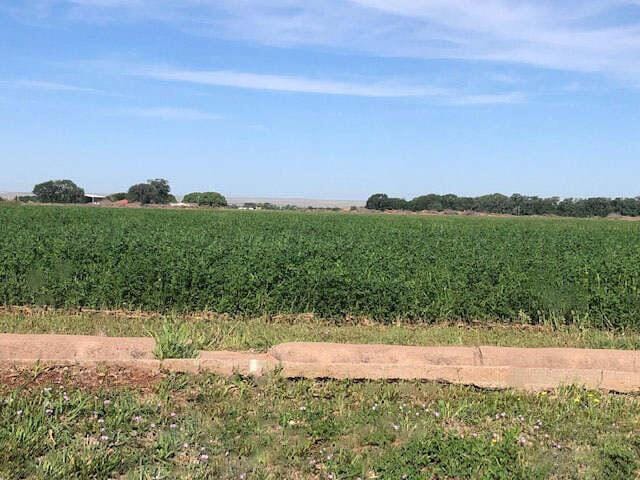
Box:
[0,364,161,392]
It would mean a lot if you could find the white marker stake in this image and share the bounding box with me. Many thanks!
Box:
[249,359,260,375]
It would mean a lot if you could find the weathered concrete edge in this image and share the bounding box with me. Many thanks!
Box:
[1,335,639,392]
[2,357,639,393]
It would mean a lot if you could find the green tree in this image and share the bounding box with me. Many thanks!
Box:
[366,193,388,210]
[127,183,157,204]
[33,179,85,203]
[126,179,173,205]
[197,192,227,207]
[148,179,172,204]
[183,191,227,207]
[182,192,202,204]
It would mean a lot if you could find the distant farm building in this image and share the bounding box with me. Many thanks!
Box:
[84,193,107,204]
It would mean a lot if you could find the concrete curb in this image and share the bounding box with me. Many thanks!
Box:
[1,335,639,392]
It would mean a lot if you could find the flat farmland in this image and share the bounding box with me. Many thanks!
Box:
[3,205,640,479]
[1,204,640,327]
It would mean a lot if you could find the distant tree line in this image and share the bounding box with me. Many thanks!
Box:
[20,178,226,208]
[366,193,640,217]
[233,202,298,210]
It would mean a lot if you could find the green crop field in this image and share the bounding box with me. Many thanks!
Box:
[2,204,640,327]
[3,205,640,479]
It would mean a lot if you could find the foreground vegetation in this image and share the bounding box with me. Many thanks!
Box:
[2,312,640,478]
[1,370,639,479]
[2,204,640,327]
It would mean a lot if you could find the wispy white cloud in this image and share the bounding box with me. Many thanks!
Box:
[448,92,526,106]
[2,79,107,94]
[139,66,447,97]
[208,0,640,78]
[131,64,523,104]
[10,1,640,84]
[119,106,222,121]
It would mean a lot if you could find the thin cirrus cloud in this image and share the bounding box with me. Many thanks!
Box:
[3,79,107,94]
[212,1,640,80]
[119,107,222,121]
[210,0,640,79]
[133,65,524,104]
[27,0,640,81]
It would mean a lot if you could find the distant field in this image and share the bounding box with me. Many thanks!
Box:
[2,204,640,327]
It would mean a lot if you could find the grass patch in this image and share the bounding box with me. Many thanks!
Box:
[2,309,640,352]
[1,374,639,478]
[2,309,640,477]
[152,319,201,359]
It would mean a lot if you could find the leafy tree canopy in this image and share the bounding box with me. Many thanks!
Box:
[365,193,408,210]
[183,191,227,207]
[33,179,85,204]
[126,178,173,205]
[182,192,201,204]
[366,192,640,218]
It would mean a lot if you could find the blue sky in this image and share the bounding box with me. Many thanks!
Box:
[2,1,640,199]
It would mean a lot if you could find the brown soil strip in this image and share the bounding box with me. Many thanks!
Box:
[0,364,161,392]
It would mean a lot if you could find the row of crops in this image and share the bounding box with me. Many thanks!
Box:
[1,204,640,327]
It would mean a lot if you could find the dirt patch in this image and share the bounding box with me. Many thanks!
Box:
[0,364,162,392]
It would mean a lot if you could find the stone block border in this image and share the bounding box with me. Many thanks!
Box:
[1,334,639,392]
